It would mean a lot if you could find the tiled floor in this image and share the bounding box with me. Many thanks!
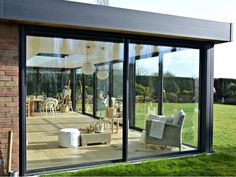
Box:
[26,112,193,170]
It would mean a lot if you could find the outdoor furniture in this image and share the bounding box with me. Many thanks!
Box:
[58,128,80,148]
[105,107,122,133]
[28,98,44,117]
[145,110,186,151]
[40,98,58,116]
[80,132,111,146]
[26,100,30,117]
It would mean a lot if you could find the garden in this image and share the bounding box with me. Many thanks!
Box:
[43,103,236,176]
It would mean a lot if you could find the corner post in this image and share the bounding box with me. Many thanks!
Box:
[199,44,214,153]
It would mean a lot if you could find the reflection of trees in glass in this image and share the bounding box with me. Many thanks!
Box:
[39,72,60,97]
[163,72,179,98]
[75,69,83,112]
[113,63,123,98]
[136,76,158,98]
[164,71,196,103]
[227,82,236,104]
[136,65,146,76]
[26,71,37,95]
[26,69,70,99]
[136,60,158,76]
[135,83,150,98]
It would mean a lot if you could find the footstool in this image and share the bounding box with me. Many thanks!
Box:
[58,128,80,147]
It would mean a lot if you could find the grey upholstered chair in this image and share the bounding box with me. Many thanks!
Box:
[145,110,186,151]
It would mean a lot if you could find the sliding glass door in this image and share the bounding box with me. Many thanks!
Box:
[128,43,200,159]
[26,35,124,171]
[24,27,201,172]
[163,48,199,148]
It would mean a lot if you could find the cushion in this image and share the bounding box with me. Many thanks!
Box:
[148,114,165,120]
[165,117,174,123]
[148,114,174,123]
[173,110,185,125]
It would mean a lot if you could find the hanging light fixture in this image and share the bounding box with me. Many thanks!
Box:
[81,46,96,75]
[97,68,109,80]
[97,47,109,80]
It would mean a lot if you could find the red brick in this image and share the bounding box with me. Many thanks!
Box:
[5,93,18,97]
[5,113,18,117]
[5,81,18,87]
[6,102,18,107]
[0,107,18,113]
[0,93,5,96]
[0,40,18,46]
[0,76,11,81]
[12,97,19,102]
[0,66,12,71]
[5,71,18,76]
[0,124,15,128]
[0,102,6,107]
[0,82,5,86]
[0,97,12,102]
[0,144,7,149]
[0,23,19,174]
[0,35,15,41]
[0,133,7,139]
[12,66,19,71]
[0,139,8,144]
[0,118,13,123]
[0,44,14,50]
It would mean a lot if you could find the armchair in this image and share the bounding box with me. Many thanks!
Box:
[145,110,185,151]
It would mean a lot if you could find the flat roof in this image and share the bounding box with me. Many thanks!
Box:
[0,0,233,43]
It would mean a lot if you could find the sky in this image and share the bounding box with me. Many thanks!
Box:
[67,0,236,79]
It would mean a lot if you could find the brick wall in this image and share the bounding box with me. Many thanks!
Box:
[0,22,19,175]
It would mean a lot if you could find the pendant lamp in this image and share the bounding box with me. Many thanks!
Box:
[96,47,109,80]
[81,46,96,75]
[97,69,109,80]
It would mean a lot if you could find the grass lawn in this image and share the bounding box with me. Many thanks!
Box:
[42,104,236,176]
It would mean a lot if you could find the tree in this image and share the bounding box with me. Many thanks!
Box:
[136,83,150,98]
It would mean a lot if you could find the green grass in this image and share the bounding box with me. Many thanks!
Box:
[42,104,236,176]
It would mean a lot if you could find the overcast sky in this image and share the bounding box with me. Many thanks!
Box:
[68,0,236,79]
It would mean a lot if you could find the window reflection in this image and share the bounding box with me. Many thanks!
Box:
[26,36,124,170]
[128,43,199,159]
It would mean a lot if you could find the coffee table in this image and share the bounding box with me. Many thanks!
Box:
[80,132,111,146]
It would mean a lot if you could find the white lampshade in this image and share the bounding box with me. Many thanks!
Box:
[81,62,96,75]
[97,70,109,80]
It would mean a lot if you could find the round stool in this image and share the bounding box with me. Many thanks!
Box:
[58,128,80,148]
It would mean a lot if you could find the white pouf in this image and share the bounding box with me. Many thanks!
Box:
[58,128,80,148]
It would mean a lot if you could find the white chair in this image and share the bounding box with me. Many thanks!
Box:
[52,98,59,113]
[45,100,56,116]
[40,98,58,116]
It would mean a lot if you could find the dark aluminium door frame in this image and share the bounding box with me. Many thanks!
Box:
[19,25,214,176]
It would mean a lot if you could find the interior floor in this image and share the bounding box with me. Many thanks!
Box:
[26,112,194,170]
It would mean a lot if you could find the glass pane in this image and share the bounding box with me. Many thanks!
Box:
[113,62,123,99]
[128,43,199,159]
[135,46,159,129]
[26,36,124,170]
[76,69,83,112]
[95,64,109,117]
[84,74,94,115]
[128,43,160,158]
[163,48,199,148]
